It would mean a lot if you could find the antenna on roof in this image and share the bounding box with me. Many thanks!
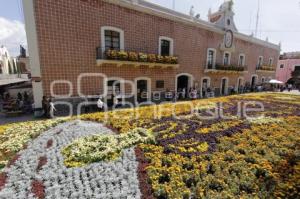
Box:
[255,0,260,38]
[172,0,175,10]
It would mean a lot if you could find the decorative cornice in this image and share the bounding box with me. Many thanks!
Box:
[106,0,280,51]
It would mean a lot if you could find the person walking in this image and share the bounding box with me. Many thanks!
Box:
[97,97,104,111]
[48,98,56,118]
[288,84,292,92]
[42,96,48,118]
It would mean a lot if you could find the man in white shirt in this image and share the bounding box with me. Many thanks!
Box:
[97,97,104,111]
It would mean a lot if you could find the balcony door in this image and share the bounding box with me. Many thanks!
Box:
[207,49,216,69]
[104,30,120,51]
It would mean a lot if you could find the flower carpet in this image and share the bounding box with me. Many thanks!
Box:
[0,121,141,198]
[0,93,299,198]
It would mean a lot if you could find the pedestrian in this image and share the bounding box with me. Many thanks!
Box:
[48,98,56,118]
[17,92,22,101]
[182,88,186,99]
[97,97,104,111]
[42,96,48,117]
[24,91,29,102]
[288,84,292,92]
[191,88,197,100]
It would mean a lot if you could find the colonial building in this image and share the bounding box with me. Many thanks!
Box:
[0,46,30,95]
[23,0,280,109]
[276,52,300,84]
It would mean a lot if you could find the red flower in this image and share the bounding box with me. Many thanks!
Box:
[0,172,7,191]
[31,180,45,199]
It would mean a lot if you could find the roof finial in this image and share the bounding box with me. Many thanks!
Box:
[229,0,234,11]
[189,5,195,18]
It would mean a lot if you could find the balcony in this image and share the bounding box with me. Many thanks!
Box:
[256,65,276,73]
[204,64,248,74]
[96,47,179,69]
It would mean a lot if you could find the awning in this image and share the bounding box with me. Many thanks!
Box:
[268,79,284,84]
[0,78,30,86]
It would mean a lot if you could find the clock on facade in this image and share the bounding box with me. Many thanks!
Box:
[224,30,233,48]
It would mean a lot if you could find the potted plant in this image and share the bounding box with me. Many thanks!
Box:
[105,50,118,60]
[148,54,157,63]
[170,56,178,64]
[163,56,171,64]
[117,50,128,61]
[138,53,148,62]
[157,55,164,63]
[128,52,138,61]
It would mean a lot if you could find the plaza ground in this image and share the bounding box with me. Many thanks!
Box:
[0,92,299,198]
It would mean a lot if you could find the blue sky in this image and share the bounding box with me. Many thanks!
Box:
[0,0,23,21]
[1,0,300,56]
[0,0,26,56]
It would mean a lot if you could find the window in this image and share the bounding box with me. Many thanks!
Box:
[227,19,231,26]
[207,48,216,69]
[223,52,231,66]
[258,56,263,67]
[161,40,170,56]
[104,30,120,51]
[0,63,2,74]
[280,64,284,68]
[159,36,174,56]
[268,58,273,66]
[261,77,265,83]
[101,26,124,52]
[238,54,245,66]
[156,80,165,89]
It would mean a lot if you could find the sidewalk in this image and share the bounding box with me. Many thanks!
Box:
[0,113,37,125]
[281,90,300,95]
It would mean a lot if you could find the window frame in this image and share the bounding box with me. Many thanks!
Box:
[258,56,264,67]
[206,48,217,69]
[268,58,273,66]
[101,26,124,52]
[223,51,231,66]
[238,53,246,67]
[158,36,174,56]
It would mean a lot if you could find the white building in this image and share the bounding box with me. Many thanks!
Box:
[0,46,30,94]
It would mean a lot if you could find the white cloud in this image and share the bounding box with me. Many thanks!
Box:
[0,17,27,57]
